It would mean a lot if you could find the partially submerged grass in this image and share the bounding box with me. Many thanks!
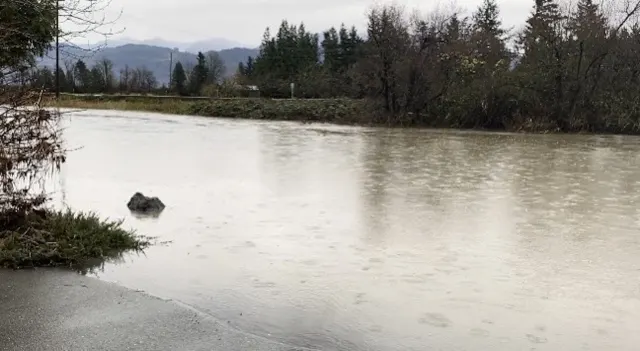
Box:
[54,97,191,114]
[53,95,373,125]
[0,209,151,269]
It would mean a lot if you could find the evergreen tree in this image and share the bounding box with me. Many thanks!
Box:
[472,0,508,64]
[341,25,364,68]
[238,56,255,78]
[519,0,564,63]
[569,0,607,41]
[338,25,350,52]
[322,27,340,73]
[171,61,187,95]
[249,20,321,96]
[445,14,462,42]
[473,0,504,37]
[0,0,56,68]
[63,62,75,92]
[322,24,363,75]
[517,0,569,128]
[189,52,208,94]
[254,21,319,79]
[296,23,320,70]
[364,5,411,113]
[90,65,105,93]
[74,60,91,92]
[32,67,54,91]
[54,66,67,92]
[246,56,255,76]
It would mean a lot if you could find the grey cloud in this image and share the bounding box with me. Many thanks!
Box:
[69,0,533,47]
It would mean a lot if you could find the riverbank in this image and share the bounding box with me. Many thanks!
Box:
[0,209,150,270]
[0,268,303,351]
[52,95,595,134]
[54,95,372,125]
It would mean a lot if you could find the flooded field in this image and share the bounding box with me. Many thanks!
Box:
[51,109,640,350]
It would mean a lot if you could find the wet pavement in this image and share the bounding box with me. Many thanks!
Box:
[0,269,305,351]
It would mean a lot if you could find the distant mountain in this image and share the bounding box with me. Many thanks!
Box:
[94,37,248,53]
[183,39,249,54]
[37,44,259,85]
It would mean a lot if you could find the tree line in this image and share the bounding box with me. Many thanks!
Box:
[237,0,640,132]
[169,51,227,95]
[27,50,227,96]
[23,0,640,132]
[28,59,156,94]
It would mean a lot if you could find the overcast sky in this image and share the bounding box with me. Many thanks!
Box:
[69,0,535,47]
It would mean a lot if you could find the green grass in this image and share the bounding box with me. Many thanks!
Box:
[0,209,151,270]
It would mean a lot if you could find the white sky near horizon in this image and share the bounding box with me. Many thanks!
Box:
[66,0,537,48]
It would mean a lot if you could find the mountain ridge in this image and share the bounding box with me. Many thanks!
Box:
[94,37,252,53]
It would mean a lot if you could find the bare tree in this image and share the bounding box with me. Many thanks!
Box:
[36,0,125,65]
[0,87,66,214]
[63,59,75,92]
[140,68,158,93]
[61,0,123,44]
[205,51,227,84]
[119,65,131,92]
[0,0,121,216]
[362,4,411,115]
[99,58,115,92]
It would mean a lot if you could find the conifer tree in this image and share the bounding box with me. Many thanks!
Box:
[189,52,208,94]
[171,61,187,95]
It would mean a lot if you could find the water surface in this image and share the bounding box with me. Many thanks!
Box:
[52,109,640,350]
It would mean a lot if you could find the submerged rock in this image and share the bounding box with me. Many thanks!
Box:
[126,192,165,214]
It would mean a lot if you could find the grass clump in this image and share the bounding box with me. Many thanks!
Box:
[0,209,151,269]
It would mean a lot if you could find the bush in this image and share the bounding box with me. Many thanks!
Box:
[0,209,151,269]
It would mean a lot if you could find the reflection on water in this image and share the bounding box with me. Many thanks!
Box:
[51,109,640,350]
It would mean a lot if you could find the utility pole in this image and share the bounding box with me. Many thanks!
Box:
[169,51,173,93]
[55,0,62,99]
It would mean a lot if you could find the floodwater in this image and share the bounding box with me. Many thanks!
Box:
[51,109,640,351]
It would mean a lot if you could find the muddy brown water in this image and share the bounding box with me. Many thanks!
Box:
[51,109,640,350]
